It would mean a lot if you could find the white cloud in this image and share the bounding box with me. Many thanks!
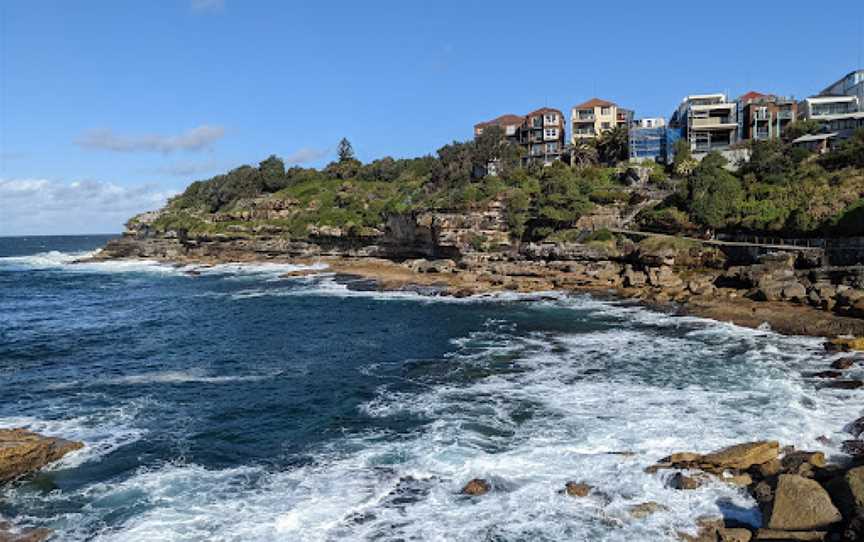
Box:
[75,125,226,153]
[191,0,225,12]
[150,159,224,177]
[285,147,331,164]
[0,178,179,235]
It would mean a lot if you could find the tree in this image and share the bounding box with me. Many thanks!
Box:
[337,138,355,163]
[783,119,822,142]
[259,155,287,192]
[570,141,599,169]
[472,125,522,177]
[533,162,593,237]
[740,140,793,182]
[685,152,744,229]
[596,126,629,165]
[672,139,697,177]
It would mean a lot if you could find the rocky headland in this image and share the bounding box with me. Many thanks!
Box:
[94,193,864,339]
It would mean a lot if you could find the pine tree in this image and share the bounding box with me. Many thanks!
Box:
[337,138,355,163]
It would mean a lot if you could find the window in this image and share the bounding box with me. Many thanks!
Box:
[544,128,558,139]
[601,122,610,129]
[544,114,558,125]
[546,142,558,153]
[601,107,611,115]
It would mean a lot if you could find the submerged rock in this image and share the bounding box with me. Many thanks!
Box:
[564,481,593,497]
[765,474,841,531]
[0,521,52,542]
[819,380,863,390]
[831,357,857,370]
[0,428,83,484]
[628,501,669,519]
[460,478,490,496]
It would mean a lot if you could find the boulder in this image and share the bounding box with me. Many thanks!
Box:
[668,472,707,490]
[623,265,647,288]
[819,380,863,390]
[848,417,864,438]
[721,528,753,542]
[647,266,684,289]
[0,429,83,484]
[765,474,842,531]
[629,501,669,519]
[564,481,593,498]
[756,459,783,478]
[0,522,52,542]
[831,357,857,370]
[702,441,780,471]
[842,440,864,458]
[824,465,864,517]
[753,529,825,540]
[803,371,843,379]
[781,451,826,473]
[460,478,491,496]
[825,337,864,352]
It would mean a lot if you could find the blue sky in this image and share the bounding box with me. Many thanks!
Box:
[2,0,864,235]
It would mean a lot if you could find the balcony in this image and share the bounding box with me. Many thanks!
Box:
[574,114,595,122]
[691,117,736,129]
[777,110,794,120]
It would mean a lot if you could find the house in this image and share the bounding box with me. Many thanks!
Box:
[570,98,633,143]
[736,91,797,141]
[518,107,566,165]
[670,94,740,159]
[629,118,667,163]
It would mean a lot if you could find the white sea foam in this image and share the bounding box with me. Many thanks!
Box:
[46,370,278,390]
[33,296,860,541]
[0,401,148,470]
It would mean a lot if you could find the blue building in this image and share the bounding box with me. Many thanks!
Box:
[628,118,668,163]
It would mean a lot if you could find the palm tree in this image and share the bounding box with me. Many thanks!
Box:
[570,141,599,169]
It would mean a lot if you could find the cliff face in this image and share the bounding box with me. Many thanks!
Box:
[98,200,513,263]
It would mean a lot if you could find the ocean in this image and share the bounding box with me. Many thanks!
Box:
[0,235,860,541]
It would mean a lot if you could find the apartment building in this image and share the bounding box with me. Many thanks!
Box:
[820,69,864,103]
[798,70,864,143]
[570,98,633,143]
[473,114,524,143]
[519,107,566,165]
[670,94,739,157]
[629,118,667,163]
[473,108,566,167]
[737,91,797,141]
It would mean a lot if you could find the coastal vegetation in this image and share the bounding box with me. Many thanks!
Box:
[153,127,864,243]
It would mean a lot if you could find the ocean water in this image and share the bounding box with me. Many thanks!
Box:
[1,235,862,541]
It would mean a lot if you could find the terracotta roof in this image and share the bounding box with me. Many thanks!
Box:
[474,113,524,130]
[738,91,767,103]
[525,107,564,118]
[572,98,616,110]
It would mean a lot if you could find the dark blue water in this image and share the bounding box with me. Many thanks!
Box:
[0,236,859,541]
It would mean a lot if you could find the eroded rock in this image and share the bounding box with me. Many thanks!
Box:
[0,428,83,484]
